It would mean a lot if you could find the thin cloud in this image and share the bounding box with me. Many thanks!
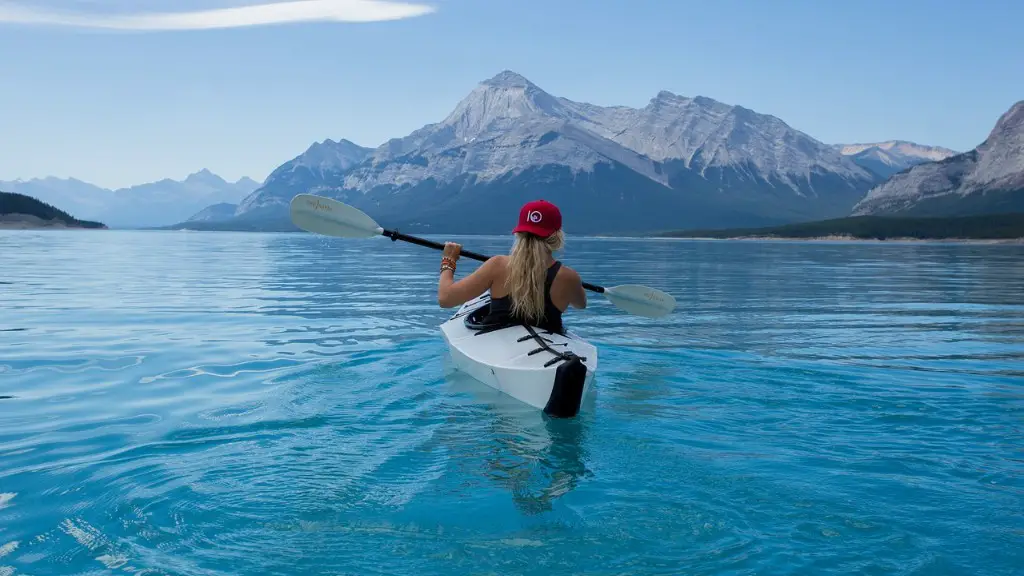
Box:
[0,0,436,30]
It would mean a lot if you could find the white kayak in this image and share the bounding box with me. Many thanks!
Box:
[440,290,597,418]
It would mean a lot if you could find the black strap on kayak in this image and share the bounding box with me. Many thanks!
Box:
[460,300,585,366]
[522,324,590,418]
[460,311,588,418]
[523,324,585,368]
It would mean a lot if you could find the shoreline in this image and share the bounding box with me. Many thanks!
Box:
[0,213,107,230]
[6,226,1019,244]
[0,222,107,230]
[657,234,1024,244]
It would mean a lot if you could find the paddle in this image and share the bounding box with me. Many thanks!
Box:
[289,193,676,318]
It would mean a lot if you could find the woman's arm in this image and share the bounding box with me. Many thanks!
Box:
[437,242,496,308]
[565,267,587,309]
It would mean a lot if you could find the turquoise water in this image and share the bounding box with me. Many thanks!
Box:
[1,230,1022,575]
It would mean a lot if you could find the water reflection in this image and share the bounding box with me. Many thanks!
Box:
[443,369,593,515]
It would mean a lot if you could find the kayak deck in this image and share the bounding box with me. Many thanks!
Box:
[439,291,597,417]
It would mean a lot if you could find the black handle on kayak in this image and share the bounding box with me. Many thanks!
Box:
[380,228,605,294]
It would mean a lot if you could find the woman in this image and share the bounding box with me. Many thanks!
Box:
[437,199,586,334]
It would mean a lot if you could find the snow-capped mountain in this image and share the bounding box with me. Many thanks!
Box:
[837,140,957,161]
[571,90,870,187]
[236,139,372,216]
[335,72,670,192]
[835,140,958,179]
[227,70,882,233]
[852,101,1024,216]
[0,170,261,228]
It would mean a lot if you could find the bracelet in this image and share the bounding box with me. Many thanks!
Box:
[440,264,455,274]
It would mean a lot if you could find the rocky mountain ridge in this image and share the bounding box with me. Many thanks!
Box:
[853,101,1024,217]
[221,70,883,234]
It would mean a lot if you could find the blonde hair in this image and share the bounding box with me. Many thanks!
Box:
[507,230,565,324]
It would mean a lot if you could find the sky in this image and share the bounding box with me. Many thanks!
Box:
[0,0,1021,189]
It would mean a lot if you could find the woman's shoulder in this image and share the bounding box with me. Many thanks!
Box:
[481,254,509,275]
[555,262,581,283]
[487,255,510,267]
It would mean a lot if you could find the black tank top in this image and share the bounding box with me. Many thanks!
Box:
[484,261,565,334]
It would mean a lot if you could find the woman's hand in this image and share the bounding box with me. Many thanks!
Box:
[442,242,461,262]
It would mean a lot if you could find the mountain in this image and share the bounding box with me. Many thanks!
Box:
[0,170,261,228]
[218,70,880,234]
[852,101,1024,217]
[0,191,106,229]
[235,139,373,217]
[835,141,958,179]
[186,202,238,223]
[101,169,261,228]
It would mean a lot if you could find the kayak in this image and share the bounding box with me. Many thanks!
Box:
[287,195,672,417]
[439,290,597,418]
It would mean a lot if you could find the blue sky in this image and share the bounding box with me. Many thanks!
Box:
[0,0,1020,189]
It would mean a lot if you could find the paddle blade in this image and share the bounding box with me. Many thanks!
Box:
[289,194,383,238]
[602,284,676,318]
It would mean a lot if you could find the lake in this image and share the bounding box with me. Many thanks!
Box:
[1,230,1022,575]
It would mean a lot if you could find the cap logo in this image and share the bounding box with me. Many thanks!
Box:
[528,210,543,223]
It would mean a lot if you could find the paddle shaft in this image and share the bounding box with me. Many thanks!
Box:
[380,228,605,294]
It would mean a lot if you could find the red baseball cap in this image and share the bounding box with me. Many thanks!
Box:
[512,199,562,237]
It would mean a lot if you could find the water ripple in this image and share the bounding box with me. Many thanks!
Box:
[0,231,1021,575]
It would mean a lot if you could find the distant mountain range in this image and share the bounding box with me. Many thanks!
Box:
[853,100,1024,217]
[187,70,895,234]
[0,169,260,228]
[834,141,958,179]
[11,72,1015,234]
